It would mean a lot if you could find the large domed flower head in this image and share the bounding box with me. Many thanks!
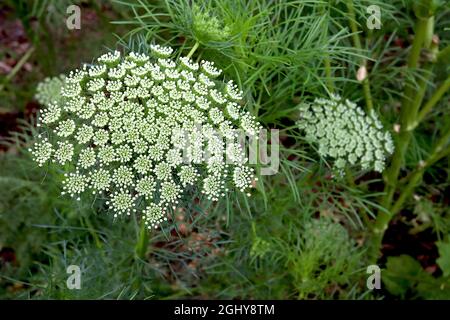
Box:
[31,45,262,229]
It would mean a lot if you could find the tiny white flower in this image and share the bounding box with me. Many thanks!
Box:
[160,180,182,204]
[107,190,137,217]
[93,129,109,146]
[39,102,61,125]
[62,171,88,200]
[55,119,76,137]
[150,44,173,58]
[201,60,222,77]
[143,203,167,229]
[54,141,74,165]
[88,64,107,78]
[178,165,199,186]
[87,78,105,92]
[30,138,53,167]
[202,175,225,201]
[113,165,134,187]
[136,176,156,198]
[97,51,121,65]
[78,147,96,169]
[90,168,111,193]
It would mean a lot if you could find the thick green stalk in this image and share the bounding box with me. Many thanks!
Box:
[373,130,411,244]
[381,12,432,208]
[390,129,450,214]
[380,45,436,210]
[135,219,149,260]
[187,42,200,59]
[371,2,434,260]
[345,0,373,111]
[381,131,412,208]
[401,19,435,130]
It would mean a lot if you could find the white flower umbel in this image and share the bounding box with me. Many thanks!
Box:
[35,75,65,106]
[32,46,261,229]
[143,203,167,229]
[297,94,394,173]
[62,171,88,200]
[29,137,53,167]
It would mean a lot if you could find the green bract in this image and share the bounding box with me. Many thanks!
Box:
[192,4,231,43]
[297,94,394,173]
[31,46,261,229]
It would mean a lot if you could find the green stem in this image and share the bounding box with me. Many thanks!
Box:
[84,216,103,249]
[135,219,149,260]
[187,42,200,59]
[400,18,433,129]
[345,0,373,111]
[381,131,412,208]
[381,11,432,206]
[320,4,334,94]
[390,129,450,215]
[391,169,426,215]
[437,45,450,64]
[0,47,34,92]
[371,3,434,261]
[407,63,434,130]
[345,167,356,188]
[361,73,373,111]
[346,0,362,51]
[324,57,334,94]
[415,76,450,127]
[373,123,447,264]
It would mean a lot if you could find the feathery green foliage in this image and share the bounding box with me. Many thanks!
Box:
[1,0,450,301]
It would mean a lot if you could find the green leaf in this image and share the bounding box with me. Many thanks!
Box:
[383,254,450,299]
[436,239,450,277]
[382,255,426,297]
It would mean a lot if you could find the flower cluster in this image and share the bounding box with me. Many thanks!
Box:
[297,94,394,173]
[191,4,231,43]
[35,75,65,106]
[31,47,261,229]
